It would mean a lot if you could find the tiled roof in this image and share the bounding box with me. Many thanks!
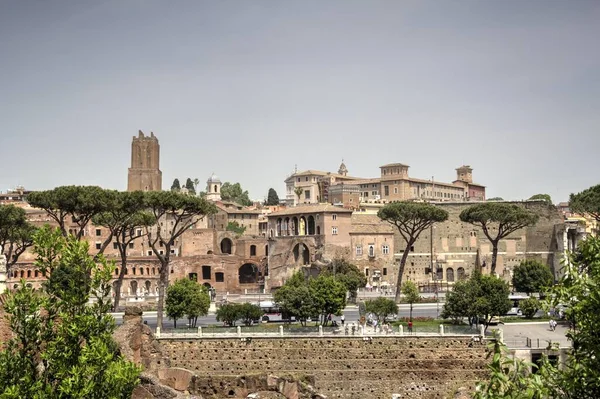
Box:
[380,163,409,168]
[331,178,381,186]
[408,177,463,189]
[350,214,395,234]
[268,204,352,217]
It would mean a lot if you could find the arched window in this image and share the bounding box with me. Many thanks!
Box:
[27,270,31,278]
[446,267,455,282]
[307,215,315,235]
[239,263,258,284]
[220,238,232,254]
[250,245,256,256]
[130,281,138,297]
[292,244,310,265]
[457,267,466,280]
[265,245,269,256]
[145,281,151,294]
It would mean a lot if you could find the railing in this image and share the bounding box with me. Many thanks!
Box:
[154,323,488,339]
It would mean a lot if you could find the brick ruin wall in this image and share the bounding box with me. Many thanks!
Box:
[159,336,488,398]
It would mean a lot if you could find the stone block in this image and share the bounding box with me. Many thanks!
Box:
[158,367,194,392]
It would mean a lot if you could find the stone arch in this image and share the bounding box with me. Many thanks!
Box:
[220,238,233,254]
[293,243,310,265]
[27,270,31,278]
[239,263,259,284]
[276,219,282,236]
[457,267,466,280]
[145,280,151,294]
[284,217,290,236]
[307,215,315,235]
[146,267,150,275]
[130,280,138,297]
[317,225,321,235]
[20,270,24,278]
[207,250,213,255]
[214,184,218,193]
[446,267,455,282]
[292,217,299,235]
[270,229,274,238]
[203,282,212,289]
[250,245,257,256]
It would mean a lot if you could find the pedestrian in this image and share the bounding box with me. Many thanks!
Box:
[341,314,345,326]
[549,319,555,331]
[408,321,413,334]
[552,319,557,331]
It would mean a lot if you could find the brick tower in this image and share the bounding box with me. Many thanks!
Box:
[127,130,162,191]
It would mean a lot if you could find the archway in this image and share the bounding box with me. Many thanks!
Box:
[239,263,259,284]
[446,268,455,282]
[250,245,257,256]
[220,238,233,254]
[130,281,138,297]
[457,267,466,280]
[203,282,212,289]
[276,219,282,236]
[283,218,290,236]
[317,226,321,235]
[145,281,151,294]
[299,217,306,235]
[292,217,299,235]
[307,215,315,235]
[293,243,310,265]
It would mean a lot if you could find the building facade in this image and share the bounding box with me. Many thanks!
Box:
[127,131,162,192]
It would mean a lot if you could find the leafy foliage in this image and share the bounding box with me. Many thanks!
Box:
[528,193,552,204]
[0,226,140,398]
[273,271,315,326]
[309,275,347,324]
[166,278,210,328]
[216,303,241,326]
[238,303,263,326]
[266,188,280,206]
[0,204,37,270]
[378,202,449,301]
[294,187,303,202]
[171,178,181,191]
[220,182,253,206]
[320,258,366,303]
[185,178,196,195]
[441,272,511,330]
[226,221,246,236]
[460,203,539,274]
[401,281,420,321]
[519,298,540,319]
[365,297,398,322]
[27,186,113,240]
[569,183,600,222]
[512,260,553,295]
[92,190,155,310]
[486,197,504,201]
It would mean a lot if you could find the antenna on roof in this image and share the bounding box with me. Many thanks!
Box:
[294,164,297,173]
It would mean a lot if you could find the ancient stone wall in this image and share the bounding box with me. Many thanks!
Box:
[159,336,488,398]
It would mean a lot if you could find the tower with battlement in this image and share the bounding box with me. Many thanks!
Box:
[127,130,162,191]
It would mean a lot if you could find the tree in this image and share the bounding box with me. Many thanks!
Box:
[401,281,420,321]
[238,303,263,326]
[273,271,315,326]
[441,273,511,330]
[143,191,217,330]
[486,197,504,201]
[570,183,600,224]
[266,188,280,206]
[320,258,367,303]
[185,178,196,195]
[0,204,37,272]
[459,203,539,274]
[27,186,112,242]
[0,226,140,398]
[193,178,200,192]
[378,202,449,302]
[165,278,210,328]
[226,221,246,236]
[220,182,252,206]
[519,297,540,319]
[529,193,552,204]
[92,191,155,311]
[309,275,347,325]
[365,297,398,323]
[216,303,241,327]
[171,178,181,191]
[512,260,553,295]
[294,187,303,203]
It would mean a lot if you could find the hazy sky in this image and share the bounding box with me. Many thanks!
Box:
[1,1,599,203]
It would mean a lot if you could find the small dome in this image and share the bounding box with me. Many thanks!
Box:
[207,173,221,183]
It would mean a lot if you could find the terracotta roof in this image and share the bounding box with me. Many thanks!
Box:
[216,203,261,214]
[380,163,409,168]
[331,178,381,186]
[268,204,352,217]
[285,170,364,182]
[407,177,464,189]
[350,214,395,234]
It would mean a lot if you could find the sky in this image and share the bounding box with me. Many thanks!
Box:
[1,1,599,204]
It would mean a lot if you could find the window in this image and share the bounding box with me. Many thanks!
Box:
[129,242,134,249]
[305,177,309,181]
[382,244,389,255]
[384,186,389,196]
[215,272,224,282]
[356,245,362,256]
[332,226,338,235]
[410,245,415,252]
[383,268,387,276]
[368,245,375,257]
[95,228,101,236]
[113,242,118,250]
[332,214,337,220]
[95,242,101,250]
[250,245,256,256]
[394,187,398,194]
[304,190,310,200]
[297,177,300,182]
[365,268,369,276]
[147,250,152,256]
[136,229,142,237]
[202,265,211,280]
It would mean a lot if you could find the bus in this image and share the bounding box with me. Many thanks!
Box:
[506,294,530,316]
[258,301,294,322]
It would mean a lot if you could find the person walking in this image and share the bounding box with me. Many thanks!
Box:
[408,321,413,334]
[341,314,345,326]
